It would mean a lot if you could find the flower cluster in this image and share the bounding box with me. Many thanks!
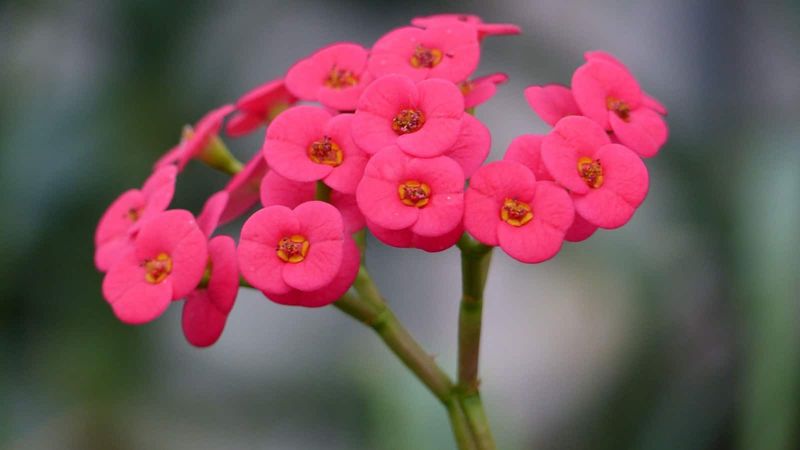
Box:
[95,15,667,347]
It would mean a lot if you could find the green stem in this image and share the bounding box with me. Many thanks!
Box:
[447,399,479,450]
[315,181,331,202]
[199,134,243,175]
[456,234,496,449]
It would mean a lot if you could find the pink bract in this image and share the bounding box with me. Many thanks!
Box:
[464,161,574,263]
[584,50,667,115]
[237,202,345,296]
[352,74,464,156]
[368,22,480,82]
[563,213,598,242]
[503,134,553,181]
[571,58,668,157]
[182,235,238,347]
[368,219,464,253]
[220,154,268,223]
[267,236,360,308]
[197,191,229,237]
[461,73,508,109]
[226,79,297,137]
[356,147,464,238]
[285,42,373,112]
[541,116,649,229]
[259,171,366,233]
[442,114,491,178]
[102,210,208,324]
[411,14,521,40]
[156,104,234,171]
[94,165,177,271]
[263,107,368,194]
[524,84,581,127]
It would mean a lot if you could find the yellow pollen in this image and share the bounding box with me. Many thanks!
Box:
[144,252,173,284]
[392,109,426,134]
[276,235,310,263]
[459,81,474,95]
[325,67,359,89]
[606,96,631,122]
[308,136,343,166]
[501,198,533,227]
[410,45,444,68]
[577,156,604,189]
[398,180,431,208]
[126,207,141,222]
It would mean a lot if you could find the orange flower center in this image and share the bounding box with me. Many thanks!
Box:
[126,207,141,222]
[577,156,604,189]
[392,109,426,134]
[500,199,533,227]
[410,45,444,68]
[459,81,475,95]
[144,252,173,284]
[606,96,631,122]
[398,180,431,208]
[308,136,343,166]
[325,67,359,89]
[276,235,310,263]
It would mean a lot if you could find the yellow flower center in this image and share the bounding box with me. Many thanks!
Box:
[144,253,173,284]
[392,109,426,134]
[276,235,310,263]
[410,45,444,68]
[577,156,604,189]
[398,180,431,208]
[325,67,359,89]
[500,199,533,227]
[126,207,141,222]
[308,136,343,166]
[606,96,631,122]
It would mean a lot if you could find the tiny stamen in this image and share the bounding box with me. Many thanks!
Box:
[577,156,604,189]
[606,96,631,122]
[308,136,343,166]
[325,67,359,89]
[276,235,310,263]
[144,252,173,284]
[398,180,431,208]
[501,199,533,227]
[392,109,426,134]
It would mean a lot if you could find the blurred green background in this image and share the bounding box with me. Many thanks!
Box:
[2,1,799,449]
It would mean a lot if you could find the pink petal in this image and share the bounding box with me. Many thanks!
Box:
[197,191,229,237]
[206,235,239,314]
[282,239,343,291]
[264,105,331,146]
[264,139,332,182]
[294,201,345,243]
[396,116,462,157]
[541,116,611,194]
[331,191,366,233]
[463,73,508,109]
[571,60,642,129]
[524,84,580,127]
[260,170,315,208]
[497,218,566,264]
[477,23,521,38]
[321,113,368,193]
[355,74,418,118]
[369,27,429,81]
[609,107,668,158]
[237,206,299,295]
[503,134,552,181]
[564,213,598,242]
[356,148,420,230]
[268,236,360,308]
[350,110,398,155]
[236,78,293,113]
[444,114,491,178]
[412,192,464,237]
[95,189,145,247]
[182,290,229,347]
[285,52,332,100]
[95,234,136,272]
[220,155,268,224]
[102,251,173,324]
[424,23,481,82]
[406,154,465,194]
[141,165,177,212]
[225,112,264,137]
[417,78,465,118]
[642,93,667,115]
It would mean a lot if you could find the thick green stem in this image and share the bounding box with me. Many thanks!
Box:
[198,134,243,175]
[456,234,496,449]
[447,399,479,450]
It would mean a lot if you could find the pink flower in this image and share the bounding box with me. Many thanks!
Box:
[541,116,649,229]
[226,79,297,137]
[263,107,368,194]
[94,165,177,271]
[368,22,480,82]
[356,148,464,239]
[285,43,373,112]
[571,54,668,157]
[156,104,234,171]
[102,210,208,324]
[460,73,508,109]
[182,235,238,347]
[503,134,552,181]
[260,170,365,233]
[523,84,580,126]
[563,214,598,242]
[464,161,574,263]
[444,114,491,178]
[368,219,464,252]
[197,191,229,237]
[584,51,667,115]
[267,236,360,308]
[237,201,345,297]
[411,14,521,40]
[220,154,268,223]
[352,74,464,157]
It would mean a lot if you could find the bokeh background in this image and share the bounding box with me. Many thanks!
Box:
[2,1,799,449]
